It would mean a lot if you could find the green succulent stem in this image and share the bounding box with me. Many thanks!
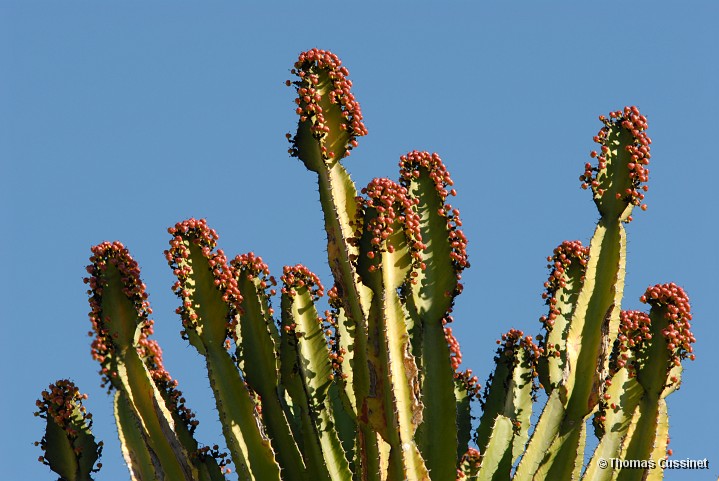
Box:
[279,283,353,481]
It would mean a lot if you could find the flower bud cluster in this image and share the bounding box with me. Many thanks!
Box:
[231,252,278,317]
[165,218,243,343]
[355,178,426,276]
[288,48,367,161]
[34,379,103,470]
[481,329,542,410]
[641,283,696,371]
[325,285,349,381]
[456,447,481,479]
[611,310,653,376]
[539,240,589,340]
[454,368,481,400]
[280,264,324,338]
[193,444,232,475]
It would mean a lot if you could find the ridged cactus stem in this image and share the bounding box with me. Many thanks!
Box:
[231,253,308,481]
[278,265,353,481]
[398,151,469,481]
[113,390,159,481]
[476,330,541,478]
[356,178,430,481]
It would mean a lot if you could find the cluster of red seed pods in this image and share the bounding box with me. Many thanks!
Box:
[165,218,243,343]
[193,444,232,475]
[580,106,651,219]
[641,283,696,370]
[444,326,463,371]
[231,252,278,317]
[398,151,469,287]
[456,447,481,479]
[287,48,367,160]
[281,264,324,299]
[355,178,426,274]
[324,285,349,380]
[539,240,589,338]
[454,368,481,400]
[483,329,542,407]
[85,241,153,388]
[34,379,102,468]
[280,264,324,338]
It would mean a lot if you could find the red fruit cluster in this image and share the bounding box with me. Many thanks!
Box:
[288,48,367,160]
[539,240,589,337]
[641,283,696,369]
[280,264,325,340]
[580,106,651,218]
[193,444,232,475]
[454,368,481,400]
[85,241,153,387]
[324,285,349,381]
[612,310,653,375]
[444,326,463,371]
[280,264,324,300]
[398,151,469,288]
[165,218,243,343]
[456,447,481,479]
[355,178,426,275]
[231,252,278,317]
[34,379,102,469]
[491,329,543,386]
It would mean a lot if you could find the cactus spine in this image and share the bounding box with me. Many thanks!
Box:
[35,50,694,481]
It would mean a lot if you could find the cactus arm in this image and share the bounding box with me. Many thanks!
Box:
[513,389,564,480]
[279,265,353,481]
[613,284,693,481]
[582,370,643,481]
[289,49,381,481]
[35,380,103,481]
[455,376,474,463]
[531,423,586,481]
[475,331,539,478]
[166,219,282,481]
[565,107,652,415]
[355,178,431,481]
[399,151,469,481]
[87,242,198,481]
[474,415,514,481]
[114,390,159,481]
[563,219,625,419]
[288,48,373,406]
[537,241,589,393]
[231,254,308,481]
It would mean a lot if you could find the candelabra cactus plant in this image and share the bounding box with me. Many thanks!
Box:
[35,49,694,481]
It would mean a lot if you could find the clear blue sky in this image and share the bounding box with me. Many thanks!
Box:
[2,3,717,480]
